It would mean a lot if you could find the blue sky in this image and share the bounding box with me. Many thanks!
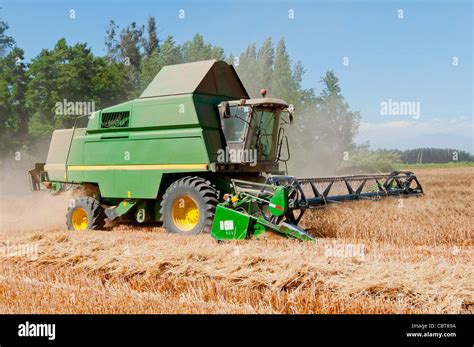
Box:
[2,0,473,152]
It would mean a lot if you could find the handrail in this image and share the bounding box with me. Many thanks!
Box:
[64,114,90,182]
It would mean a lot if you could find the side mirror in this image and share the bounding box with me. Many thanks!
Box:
[288,104,295,124]
[220,101,231,118]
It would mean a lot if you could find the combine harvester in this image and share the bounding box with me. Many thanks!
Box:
[29,60,423,241]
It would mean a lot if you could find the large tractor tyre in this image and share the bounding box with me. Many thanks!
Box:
[160,176,219,235]
[66,197,106,231]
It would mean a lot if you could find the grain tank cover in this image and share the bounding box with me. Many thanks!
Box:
[139,60,249,99]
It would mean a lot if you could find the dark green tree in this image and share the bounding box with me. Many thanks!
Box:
[235,43,258,96]
[182,33,225,63]
[270,38,301,106]
[235,38,313,103]
[26,39,129,138]
[398,147,473,163]
[143,16,159,56]
[119,22,144,67]
[140,35,181,90]
[104,20,120,62]
[0,47,29,153]
[316,71,360,154]
[118,22,144,95]
[256,38,274,91]
[0,20,14,57]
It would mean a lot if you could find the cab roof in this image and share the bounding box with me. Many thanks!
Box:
[228,98,289,108]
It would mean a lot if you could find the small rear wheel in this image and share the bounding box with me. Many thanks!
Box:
[66,197,106,231]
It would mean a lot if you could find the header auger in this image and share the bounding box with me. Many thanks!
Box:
[28,59,424,240]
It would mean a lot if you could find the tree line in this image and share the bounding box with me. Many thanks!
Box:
[1,15,470,174]
[338,146,473,174]
[1,15,359,169]
[389,148,473,164]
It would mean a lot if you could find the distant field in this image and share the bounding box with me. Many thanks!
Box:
[0,167,473,313]
[398,162,474,169]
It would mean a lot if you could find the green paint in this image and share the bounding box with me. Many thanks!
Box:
[211,205,250,240]
[40,60,295,230]
[112,199,138,218]
[268,186,288,217]
[211,182,316,242]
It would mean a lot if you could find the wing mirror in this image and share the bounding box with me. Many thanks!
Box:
[287,104,295,124]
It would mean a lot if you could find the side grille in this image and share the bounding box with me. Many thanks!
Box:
[100,111,130,128]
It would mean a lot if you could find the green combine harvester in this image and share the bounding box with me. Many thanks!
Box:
[29,60,423,241]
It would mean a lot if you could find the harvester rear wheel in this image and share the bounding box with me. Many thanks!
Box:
[66,197,106,231]
[160,176,218,235]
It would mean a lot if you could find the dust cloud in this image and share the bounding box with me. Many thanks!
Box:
[0,156,70,233]
[285,109,342,178]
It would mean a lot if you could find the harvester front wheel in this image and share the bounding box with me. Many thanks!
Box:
[66,197,106,231]
[160,176,218,235]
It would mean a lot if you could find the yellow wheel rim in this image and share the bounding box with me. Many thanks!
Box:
[71,208,89,230]
[171,195,200,232]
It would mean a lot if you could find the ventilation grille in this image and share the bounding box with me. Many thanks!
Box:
[100,111,130,128]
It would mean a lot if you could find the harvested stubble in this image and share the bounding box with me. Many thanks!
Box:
[0,167,472,313]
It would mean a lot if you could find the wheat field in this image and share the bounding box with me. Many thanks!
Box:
[0,167,472,313]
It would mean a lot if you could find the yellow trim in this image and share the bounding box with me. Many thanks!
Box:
[67,164,208,171]
[44,164,66,171]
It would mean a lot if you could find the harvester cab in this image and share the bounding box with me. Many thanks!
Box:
[217,96,292,166]
[28,59,423,239]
